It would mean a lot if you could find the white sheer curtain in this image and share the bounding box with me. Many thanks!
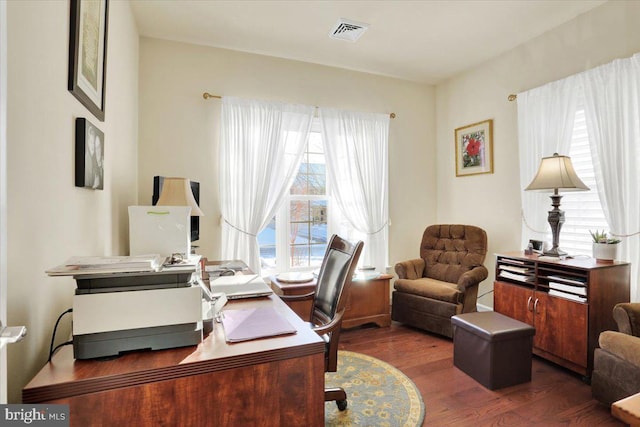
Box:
[517,76,580,248]
[581,53,640,300]
[320,108,389,273]
[219,97,314,273]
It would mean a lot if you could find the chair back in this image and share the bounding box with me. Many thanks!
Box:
[420,224,487,283]
[314,235,364,322]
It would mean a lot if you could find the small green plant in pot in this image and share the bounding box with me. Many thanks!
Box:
[590,230,621,262]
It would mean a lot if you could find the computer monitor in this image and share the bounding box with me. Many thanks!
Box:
[152,176,200,242]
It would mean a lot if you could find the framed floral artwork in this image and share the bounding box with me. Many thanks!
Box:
[455,119,494,177]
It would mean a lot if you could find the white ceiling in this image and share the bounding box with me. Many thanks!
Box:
[130,0,607,84]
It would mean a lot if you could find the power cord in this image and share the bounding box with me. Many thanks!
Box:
[48,308,73,362]
[477,289,494,299]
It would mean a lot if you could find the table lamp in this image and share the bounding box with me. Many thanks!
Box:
[157,177,204,216]
[524,153,589,256]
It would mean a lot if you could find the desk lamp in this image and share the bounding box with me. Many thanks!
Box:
[525,153,589,256]
[157,177,204,217]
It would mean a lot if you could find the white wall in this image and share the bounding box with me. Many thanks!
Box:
[6,1,139,402]
[138,38,435,268]
[436,0,640,308]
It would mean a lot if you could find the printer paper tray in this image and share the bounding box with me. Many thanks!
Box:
[73,323,202,360]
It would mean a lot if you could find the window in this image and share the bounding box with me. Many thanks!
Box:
[549,108,608,256]
[258,120,329,272]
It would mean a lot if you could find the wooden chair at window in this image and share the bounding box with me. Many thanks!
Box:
[280,234,363,411]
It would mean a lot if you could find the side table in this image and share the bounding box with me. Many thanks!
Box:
[269,274,392,328]
[269,275,316,320]
[343,274,392,328]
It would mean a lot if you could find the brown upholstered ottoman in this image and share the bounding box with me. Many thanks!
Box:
[451,311,535,390]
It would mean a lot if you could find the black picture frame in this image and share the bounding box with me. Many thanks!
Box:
[68,0,109,122]
[75,118,104,190]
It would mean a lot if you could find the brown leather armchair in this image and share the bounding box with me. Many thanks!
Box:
[391,224,488,338]
[592,303,640,405]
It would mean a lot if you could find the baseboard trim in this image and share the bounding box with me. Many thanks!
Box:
[477,303,492,312]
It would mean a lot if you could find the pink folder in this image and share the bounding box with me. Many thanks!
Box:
[221,306,297,343]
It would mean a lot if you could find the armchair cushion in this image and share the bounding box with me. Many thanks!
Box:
[599,331,640,368]
[421,224,487,284]
[394,278,461,304]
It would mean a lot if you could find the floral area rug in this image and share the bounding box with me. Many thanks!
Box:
[325,350,425,427]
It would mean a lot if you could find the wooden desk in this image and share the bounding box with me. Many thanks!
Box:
[23,295,325,427]
[612,392,640,426]
[270,273,392,328]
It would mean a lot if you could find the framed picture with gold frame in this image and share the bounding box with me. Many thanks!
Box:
[455,119,494,177]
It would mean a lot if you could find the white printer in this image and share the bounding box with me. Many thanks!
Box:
[72,268,203,359]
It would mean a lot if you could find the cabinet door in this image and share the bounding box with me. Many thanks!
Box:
[494,281,534,326]
[534,291,588,368]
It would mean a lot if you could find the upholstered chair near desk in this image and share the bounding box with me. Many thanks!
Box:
[391,224,488,338]
[592,303,640,405]
[280,234,363,411]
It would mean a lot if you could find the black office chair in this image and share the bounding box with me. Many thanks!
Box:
[281,234,363,411]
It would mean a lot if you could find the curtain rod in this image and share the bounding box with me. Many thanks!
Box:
[202,92,396,119]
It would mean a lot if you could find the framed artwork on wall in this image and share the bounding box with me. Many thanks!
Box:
[75,118,104,190]
[68,0,109,122]
[455,119,494,177]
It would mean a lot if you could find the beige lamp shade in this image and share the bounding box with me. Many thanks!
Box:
[157,177,204,216]
[525,153,589,192]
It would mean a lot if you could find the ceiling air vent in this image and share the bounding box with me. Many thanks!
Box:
[329,18,369,42]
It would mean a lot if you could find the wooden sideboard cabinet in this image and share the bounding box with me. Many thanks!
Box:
[270,274,392,328]
[494,252,630,377]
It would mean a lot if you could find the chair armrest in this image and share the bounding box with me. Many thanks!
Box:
[456,265,489,290]
[395,259,425,280]
[599,330,640,368]
[613,303,640,337]
[312,309,344,336]
[278,291,315,302]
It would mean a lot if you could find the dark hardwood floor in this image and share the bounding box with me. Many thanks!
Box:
[338,322,623,426]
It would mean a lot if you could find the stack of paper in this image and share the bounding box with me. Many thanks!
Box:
[46,255,164,276]
[549,289,586,303]
[498,271,534,283]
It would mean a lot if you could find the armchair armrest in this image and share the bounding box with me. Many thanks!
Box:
[456,265,489,290]
[599,330,640,368]
[613,303,640,337]
[395,259,425,280]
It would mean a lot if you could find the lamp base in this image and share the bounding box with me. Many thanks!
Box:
[543,247,567,257]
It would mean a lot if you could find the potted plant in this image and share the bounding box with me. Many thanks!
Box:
[590,230,621,262]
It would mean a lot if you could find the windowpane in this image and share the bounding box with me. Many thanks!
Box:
[290,218,310,245]
[290,246,310,267]
[258,217,277,269]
